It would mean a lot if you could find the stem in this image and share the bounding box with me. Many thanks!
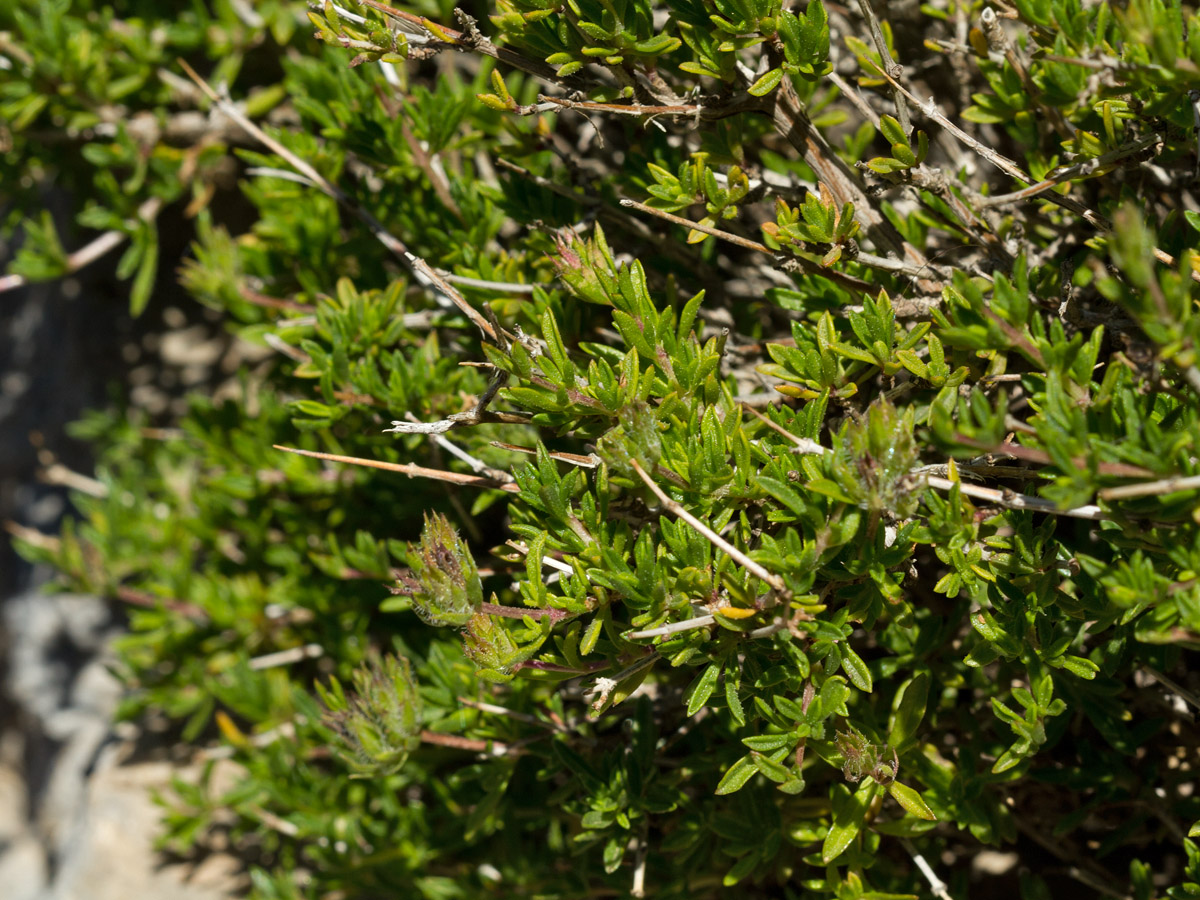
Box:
[273,445,520,492]
[480,601,571,623]
[420,729,514,756]
[865,58,1200,284]
[626,615,716,640]
[618,198,875,294]
[0,196,163,295]
[177,59,503,342]
[630,459,790,598]
[855,0,911,134]
[516,658,608,673]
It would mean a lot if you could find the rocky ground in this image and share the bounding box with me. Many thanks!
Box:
[0,206,244,900]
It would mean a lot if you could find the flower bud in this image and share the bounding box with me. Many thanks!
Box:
[320,653,423,778]
[461,612,522,680]
[393,513,483,626]
[835,399,919,518]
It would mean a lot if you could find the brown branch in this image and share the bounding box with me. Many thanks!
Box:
[861,163,1008,261]
[618,198,877,294]
[979,7,1071,141]
[620,198,774,254]
[176,58,502,342]
[239,285,316,313]
[398,113,464,223]
[480,601,571,623]
[273,445,520,492]
[420,729,517,755]
[963,437,1157,479]
[771,79,924,273]
[491,441,600,468]
[977,135,1163,209]
[534,92,758,122]
[359,0,594,92]
[855,0,911,134]
[865,59,1200,284]
[981,307,1046,368]
[115,585,209,621]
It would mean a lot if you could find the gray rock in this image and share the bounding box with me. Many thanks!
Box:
[1,589,242,900]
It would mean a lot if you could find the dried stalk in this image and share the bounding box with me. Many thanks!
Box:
[0,196,163,295]
[177,59,503,342]
[273,445,520,492]
[630,459,790,598]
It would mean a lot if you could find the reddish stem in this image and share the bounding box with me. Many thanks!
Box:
[481,601,571,623]
[515,659,609,674]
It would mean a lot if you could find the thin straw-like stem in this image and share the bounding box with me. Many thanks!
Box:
[273,445,519,492]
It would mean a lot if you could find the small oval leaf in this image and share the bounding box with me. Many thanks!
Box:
[888,781,937,820]
[716,754,757,795]
[686,661,722,716]
[748,67,785,96]
[841,645,873,692]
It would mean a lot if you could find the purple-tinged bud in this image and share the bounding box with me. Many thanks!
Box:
[392,513,483,626]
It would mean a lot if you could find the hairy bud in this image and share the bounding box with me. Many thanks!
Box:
[393,513,483,626]
[319,653,423,778]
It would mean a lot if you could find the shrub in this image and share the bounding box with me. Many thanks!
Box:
[7,0,1200,897]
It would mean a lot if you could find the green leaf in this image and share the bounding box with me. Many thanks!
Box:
[887,781,936,820]
[716,754,758,795]
[748,67,784,96]
[686,660,723,716]
[879,114,907,147]
[742,733,793,752]
[751,750,790,783]
[129,223,158,316]
[887,673,930,750]
[841,645,872,692]
[634,34,682,54]
[1055,655,1099,679]
[722,850,761,886]
[891,142,918,167]
[725,667,746,725]
[823,781,873,863]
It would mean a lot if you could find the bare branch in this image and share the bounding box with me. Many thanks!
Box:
[176,59,502,342]
[248,643,325,671]
[900,839,956,900]
[630,459,790,598]
[273,444,520,492]
[751,416,1109,519]
[359,0,594,91]
[866,59,1200,284]
[419,729,516,757]
[1100,473,1200,501]
[920,473,1107,520]
[618,197,876,294]
[977,134,1162,208]
[626,615,716,640]
[0,196,162,295]
[855,0,911,133]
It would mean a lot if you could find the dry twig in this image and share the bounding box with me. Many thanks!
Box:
[273,445,520,492]
[176,58,503,341]
[0,196,163,295]
[630,459,790,598]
